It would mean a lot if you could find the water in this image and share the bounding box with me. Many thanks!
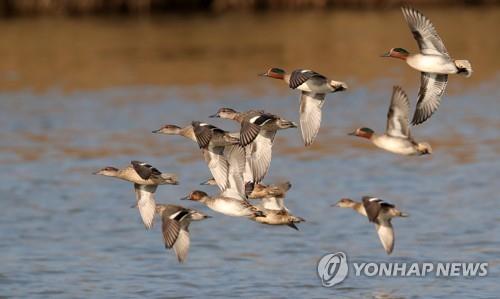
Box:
[1,7,499,299]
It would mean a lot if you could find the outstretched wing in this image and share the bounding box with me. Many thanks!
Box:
[192,122,224,149]
[173,228,191,263]
[411,73,448,125]
[161,213,181,249]
[401,6,449,57]
[289,69,326,89]
[224,145,246,196]
[131,160,161,180]
[134,184,158,229]
[203,147,229,191]
[299,92,326,146]
[240,114,275,146]
[386,86,411,138]
[250,131,275,183]
[362,196,394,223]
[375,221,395,255]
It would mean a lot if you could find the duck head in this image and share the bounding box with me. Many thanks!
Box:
[416,142,433,155]
[189,211,212,221]
[381,48,410,60]
[348,127,374,139]
[259,67,286,80]
[181,190,208,202]
[334,198,357,208]
[152,124,182,135]
[209,107,238,119]
[277,118,298,129]
[93,166,119,177]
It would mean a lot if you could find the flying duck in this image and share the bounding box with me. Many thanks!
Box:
[155,204,210,263]
[381,6,472,125]
[210,108,296,183]
[259,68,347,146]
[246,181,305,230]
[93,161,178,229]
[334,196,408,255]
[153,122,245,193]
[349,86,432,156]
[181,190,264,219]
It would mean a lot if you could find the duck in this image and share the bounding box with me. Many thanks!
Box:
[349,86,432,156]
[210,107,296,183]
[201,178,289,202]
[181,190,265,219]
[93,161,178,229]
[259,68,348,146]
[246,181,305,230]
[191,121,246,195]
[334,196,408,255]
[155,203,210,263]
[153,122,245,193]
[381,6,472,125]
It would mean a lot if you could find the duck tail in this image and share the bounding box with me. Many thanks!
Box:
[160,173,179,185]
[330,80,348,92]
[454,60,472,78]
[292,215,306,223]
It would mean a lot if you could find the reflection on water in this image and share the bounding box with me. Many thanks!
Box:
[0,7,499,299]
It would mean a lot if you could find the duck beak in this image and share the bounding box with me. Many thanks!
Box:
[380,52,391,57]
[180,196,189,201]
[209,113,219,118]
[258,72,268,77]
[200,179,210,185]
[348,131,356,136]
[331,202,340,207]
[92,171,99,175]
[152,129,160,133]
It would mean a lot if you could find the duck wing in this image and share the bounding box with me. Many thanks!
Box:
[386,86,411,138]
[134,184,158,229]
[243,145,254,183]
[250,130,275,183]
[375,221,395,255]
[401,6,449,57]
[203,147,229,191]
[300,91,326,146]
[289,69,326,89]
[240,113,275,146]
[224,144,246,196]
[131,160,161,180]
[161,212,181,249]
[192,121,226,149]
[411,73,448,125]
[173,228,191,263]
[362,196,395,223]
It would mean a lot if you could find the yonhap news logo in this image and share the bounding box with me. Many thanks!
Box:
[317,252,349,287]
[317,252,488,287]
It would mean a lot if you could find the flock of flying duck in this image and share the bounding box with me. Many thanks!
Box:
[94,6,471,262]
